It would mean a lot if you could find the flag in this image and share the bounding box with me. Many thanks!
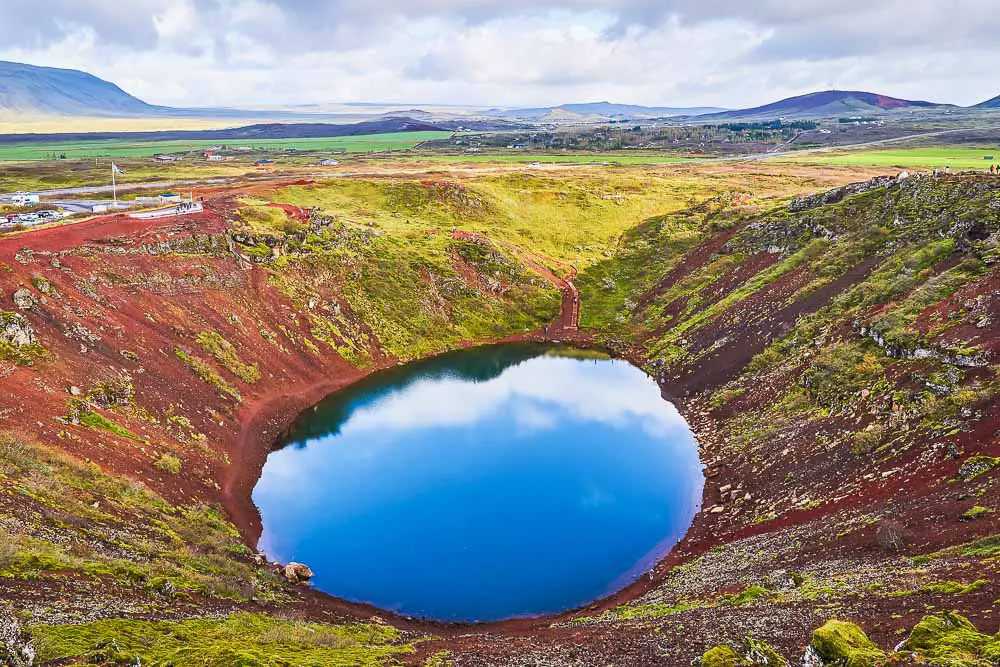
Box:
[112,163,125,176]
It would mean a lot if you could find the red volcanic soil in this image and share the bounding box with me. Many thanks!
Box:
[266,202,309,223]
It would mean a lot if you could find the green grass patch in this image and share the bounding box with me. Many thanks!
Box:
[31,614,417,666]
[196,331,261,384]
[79,410,144,442]
[175,348,242,401]
[0,131,453,161]
[783,146,1000,170]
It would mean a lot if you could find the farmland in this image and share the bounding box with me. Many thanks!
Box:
[0,131,453,161]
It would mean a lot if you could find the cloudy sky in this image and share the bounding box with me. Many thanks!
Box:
[0,0,997,109]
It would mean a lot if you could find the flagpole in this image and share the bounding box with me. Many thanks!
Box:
[112,164,117,205]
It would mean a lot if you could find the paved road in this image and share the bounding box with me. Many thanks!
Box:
[0,126,988,204]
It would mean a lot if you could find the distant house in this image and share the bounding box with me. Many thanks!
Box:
[154,154,181,162]
[206,154,225,162]
[319,159,340,166]
[254,159,274,166]
[237,146,253,152]
[157,193,182,205]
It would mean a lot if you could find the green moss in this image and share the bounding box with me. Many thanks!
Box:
[811,620,886,667]
[613,600,699,621]
[720,585,771,606]
[699,645,749,667]
[900,612,1000,666]
[78,410,144,442]
[961,506,994,521]
[196,331,261,384]
[32,614,417,666]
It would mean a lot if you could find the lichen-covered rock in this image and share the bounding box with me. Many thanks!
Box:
[810,620,885,667]
[0,609,35,667]
[900,612,1000,666]
[744,637,787,666]
[958,456,1000,482]
[12,289,36,311]
[697,638,787,667]
[1,311,37,348]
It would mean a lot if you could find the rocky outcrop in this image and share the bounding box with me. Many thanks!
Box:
[788,175,900,212]
[1,311,37,347]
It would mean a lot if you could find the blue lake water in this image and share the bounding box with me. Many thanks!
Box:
[252,344,703,622]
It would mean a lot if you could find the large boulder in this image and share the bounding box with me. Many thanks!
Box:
[283,562,314,583]
[1,311,37,347]
[901,612,1000,665]
[11,289,36,311]
[810,620,885,667]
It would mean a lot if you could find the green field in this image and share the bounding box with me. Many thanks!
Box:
[407,153,692,165]
[0,131,454,161]
[782,146,1000,170]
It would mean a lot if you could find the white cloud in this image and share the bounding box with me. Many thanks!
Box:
[0,1,997,107]
[341,357,687,438]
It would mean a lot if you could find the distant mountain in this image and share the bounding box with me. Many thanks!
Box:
[698,90,950,120]
[0,60,168,117]
[485,101,726,121]
[975,94,1000,109]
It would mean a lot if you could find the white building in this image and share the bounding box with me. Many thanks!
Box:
[11,192,40,206]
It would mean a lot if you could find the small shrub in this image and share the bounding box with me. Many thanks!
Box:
[0,531,19,570]
[153,454,182,475]
[850,424,887,456]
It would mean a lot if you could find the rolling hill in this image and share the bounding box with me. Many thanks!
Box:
[975,94,1000,108]
[697,90,950,120]
[0,60,168,117]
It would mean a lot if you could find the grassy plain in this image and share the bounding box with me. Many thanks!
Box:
[781,145,1000,170]
[0,131,453,161]
[398,153,693,165]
